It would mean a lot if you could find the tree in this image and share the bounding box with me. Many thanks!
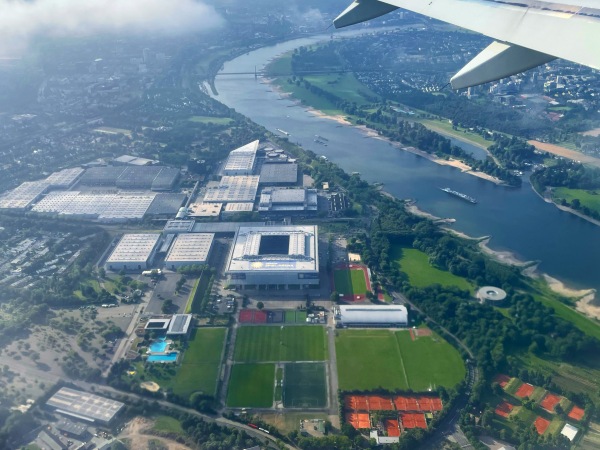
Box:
[256,301,264,310]
[162,299,176,314]
[330,291,340,303]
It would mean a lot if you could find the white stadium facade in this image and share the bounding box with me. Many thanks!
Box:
[225,225,319,290]
[334,305,409,328]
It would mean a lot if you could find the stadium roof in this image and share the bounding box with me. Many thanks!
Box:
[167,314,193,335]
[46,387,124,424]
[106,234,160,263]
[165,233,214,263]
[259,163,298,184]
[336,305,408,325]
[227,225,318,273]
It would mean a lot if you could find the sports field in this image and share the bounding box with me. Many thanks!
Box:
[227,363,275,407]
[234,326,327,362]
[334,268,368,296]
[283,363,327,408]
[336,329,465,391]
[171,328,226,397]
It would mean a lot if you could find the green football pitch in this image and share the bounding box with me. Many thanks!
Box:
[234,326,327,362]
[283,363,327,408]
[226,363,275,407]
[336,329,465,391]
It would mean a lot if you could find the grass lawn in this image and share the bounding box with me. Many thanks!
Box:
[152,416,185,436]
[552,187,600,216]
[395,331,465,391]
[283,363,327,408]
[392,246,473,291]
[333,269,367,296]
[417,118,492,149]
[234,326,327,362]
[189,116,233,125]
[285,310,296,323]
[170,328,226,397]
[336,329,408,391]
[227,363,275,407]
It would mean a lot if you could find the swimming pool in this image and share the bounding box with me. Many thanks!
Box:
[149,338,168,353]
[147,352,178,363]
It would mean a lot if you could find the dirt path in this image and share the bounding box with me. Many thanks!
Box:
[118,417,192,450]
[528,140,600,168]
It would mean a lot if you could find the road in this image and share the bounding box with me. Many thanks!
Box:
[392,291,479,450]
[0,354,296,450]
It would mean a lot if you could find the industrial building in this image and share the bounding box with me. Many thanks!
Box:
[222,140,259,175]
[105,233,160,272]
[163,219,195,235]
[226,225,319,290]
[32,192,157,222]
[259,163,298,185]
[45,168,85,188]
[113,154,156,166]
[0,181,48,210]
[334,305,408,328]
[203,175,260,203]
[187,202,222,218]
[164,233,214,269]
[78,166,179,191]
[222,202,254,218]
[258,188,318,214]
[45,387,124,425]
[167,314,193,336]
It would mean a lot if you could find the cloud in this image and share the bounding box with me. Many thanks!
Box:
[0,0,223,55]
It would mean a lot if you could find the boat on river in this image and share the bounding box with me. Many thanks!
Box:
[440,187,477,204]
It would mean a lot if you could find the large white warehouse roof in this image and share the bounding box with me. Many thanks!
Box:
[336,305,408,326]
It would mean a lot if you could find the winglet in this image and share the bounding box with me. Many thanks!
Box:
[450,41,555,89]
[333,0,398,29]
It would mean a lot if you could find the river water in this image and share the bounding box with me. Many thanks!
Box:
[213,33,600,294]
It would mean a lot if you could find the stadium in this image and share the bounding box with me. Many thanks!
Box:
[226,225,319,290]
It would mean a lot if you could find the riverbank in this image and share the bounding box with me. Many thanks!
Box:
[266,78,506,186]
[405,201,599,317]
[531,184,600,227]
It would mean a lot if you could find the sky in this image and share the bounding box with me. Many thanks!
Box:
[0,0,223,56]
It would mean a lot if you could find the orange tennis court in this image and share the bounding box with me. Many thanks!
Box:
[400,413,427,429]
[540,393,561,412]
[568,405,585,421]
[515,383,535,398]
[366,395,394,411]
[494,374,511,388]
[534,416,550,435]
[494,401,514,418]
[385,419,401,437]
[346,412,371,429]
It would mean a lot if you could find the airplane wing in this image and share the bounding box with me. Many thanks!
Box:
[333,0,600,89]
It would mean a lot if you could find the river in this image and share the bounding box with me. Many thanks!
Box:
[212,32,600,295]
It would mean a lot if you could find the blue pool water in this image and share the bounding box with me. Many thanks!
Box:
[149,339,168,353]
[147,352,178,363]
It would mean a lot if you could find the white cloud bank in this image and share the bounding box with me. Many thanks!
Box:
[0,0,223,54]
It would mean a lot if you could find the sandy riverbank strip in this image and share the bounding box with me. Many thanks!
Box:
[532,184,600,227]
[528,140,600,169]
[265,78,504,185]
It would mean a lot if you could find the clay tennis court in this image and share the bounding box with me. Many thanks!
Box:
[346,413,371,429]
[385,419,401,437]
[540,393,561,412]
[366,395,394,410]
[534,416,550,435]
[494,374,511,389]
[568,405,585,421]
[345,395,442,412]
[400,413,427,429]
[515,383,535,398]
[494,401,514,418]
